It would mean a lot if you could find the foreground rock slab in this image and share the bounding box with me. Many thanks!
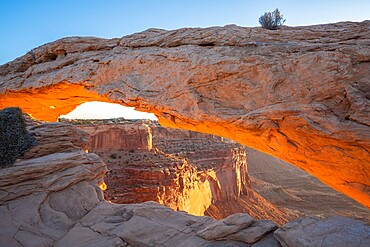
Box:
[197,213,254,240]
[0,21,369,207]
[225,220,278,244]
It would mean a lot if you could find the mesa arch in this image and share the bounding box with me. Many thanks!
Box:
[0,21,369,208]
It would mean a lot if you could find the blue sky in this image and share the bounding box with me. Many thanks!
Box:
[0,0,369,65]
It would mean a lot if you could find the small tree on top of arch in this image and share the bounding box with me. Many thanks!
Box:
[259,8,286,30]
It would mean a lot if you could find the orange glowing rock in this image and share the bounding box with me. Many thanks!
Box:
[0,83,113,122]
[99,181,107,191]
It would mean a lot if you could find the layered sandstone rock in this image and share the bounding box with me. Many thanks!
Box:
[79,122,152,152]
[153,133,295,224]
[152,133,250,201]
[1,120,369,246]
[151,124,223,141]
[0,122,107,246]
[151,126,296,222]
[77,122,293,225]
[0,22,369,207]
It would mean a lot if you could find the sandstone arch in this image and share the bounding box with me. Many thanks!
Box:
[0,22,369,207]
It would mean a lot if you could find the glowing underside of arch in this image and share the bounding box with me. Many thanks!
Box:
[0,83,157,121]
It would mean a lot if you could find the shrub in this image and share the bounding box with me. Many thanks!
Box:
[110,153,117,159]
[259,8,285,30]
[0,107,36,168]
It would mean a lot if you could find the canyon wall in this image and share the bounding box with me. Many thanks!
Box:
[96,149,214,217]
[151,124,224,141]
[152,125,250,201]
[0,21,369,207]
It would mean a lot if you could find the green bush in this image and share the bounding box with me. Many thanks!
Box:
[0,107,36,168]
[259,8,285,30]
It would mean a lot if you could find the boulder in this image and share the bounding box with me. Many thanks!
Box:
[225,220,278,244]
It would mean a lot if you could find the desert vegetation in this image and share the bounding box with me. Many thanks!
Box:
[259,8,286,30]
[0,107,36,167]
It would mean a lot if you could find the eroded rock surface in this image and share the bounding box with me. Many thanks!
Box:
[0,122,107,246]
[0,22,369,207]
[151,124,296,223]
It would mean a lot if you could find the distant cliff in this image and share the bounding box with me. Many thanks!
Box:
[78,123,152,152]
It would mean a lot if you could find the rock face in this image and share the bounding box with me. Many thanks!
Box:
[152,125,250,202]
[150,125,297,223]
[0,21,369,207]
[247,147,370,222]
[1,121,369,247]
[79,122,152,152]
[77,122,293,225]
